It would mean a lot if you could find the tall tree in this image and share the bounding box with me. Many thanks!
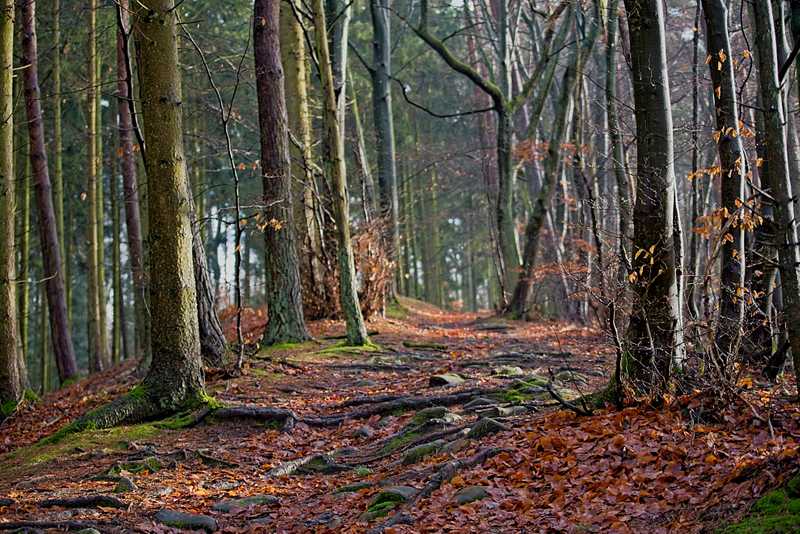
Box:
[87,0,104,372]
[751,0,800,393]
[313,0,370,345]
[370,0,400,288]
[701,0,745,364]
[20,0,77,384]
[254,0,310,345]
[0,0,23,416]
[615,0,683,397]
[116,0,149,362]
[75,0,206,428]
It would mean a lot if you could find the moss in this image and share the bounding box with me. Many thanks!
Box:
[23,389,39,403]
[365,500,397,517]
[501,377,549,404]
[0,399,17,417]
[335,481,371,493]
[256,340,318,359]
[402,440,445,465]
[128,385,147,399]
[380,431,419,455]
[111,456,162,475]
[354,466,372,477]
[316,340,383,356]
[386,300,409,320]
[722,477,800,533]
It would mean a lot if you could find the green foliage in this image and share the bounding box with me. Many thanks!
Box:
[0,399,17,417]
[722,476,800,533]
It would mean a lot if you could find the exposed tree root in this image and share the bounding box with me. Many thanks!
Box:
[0,520,113,531]
[324,363,413,372]
[369,447,510,532]
[211,406,297,430]
[266,453,350,477]
[39,494,126,509]
[335,387,501,410]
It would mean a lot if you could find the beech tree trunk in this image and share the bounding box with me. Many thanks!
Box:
[313,0,369,345]
[254,0,310,345]
[751,0,800,395]
[20,0,77,384]
[0,0,23,415]
[617,0,683,396]
[701,0,745,364]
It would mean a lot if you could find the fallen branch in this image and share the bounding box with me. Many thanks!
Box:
[39,495,126,509]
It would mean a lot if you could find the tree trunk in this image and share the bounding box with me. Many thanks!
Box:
[313,0,369,345]
[254,0,310,345]
[20,0,77,384]
[751,0,800,395]
[370,0,400,289]
[87,0,103,373]
[617,0,683,396]
[116,0,149,363]
[191,205,227,368]
[18,138,29,368]
[0,0,23,416]
[701,0,746,364]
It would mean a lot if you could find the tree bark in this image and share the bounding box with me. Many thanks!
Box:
[617,0,683,396]
[751,0,800,395]
[701,0,746,364]
[254,0,310,345]
[313,0,370,345]
[116,0,149,364]
[20,0,77,384]
[0,0,23,415]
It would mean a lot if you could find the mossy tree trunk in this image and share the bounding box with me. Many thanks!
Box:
[20,0,77,384]
[313,0,369,345]
[72,0,207,430]
[0,0,24,416]
[254,0,310,345]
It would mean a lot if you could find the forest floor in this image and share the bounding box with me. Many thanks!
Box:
[1,298,800,533]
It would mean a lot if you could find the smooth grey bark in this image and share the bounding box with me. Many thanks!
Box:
[617,0,684,396]
[701,0,745,364]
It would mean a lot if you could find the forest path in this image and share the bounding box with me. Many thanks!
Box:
[0,298,797,532]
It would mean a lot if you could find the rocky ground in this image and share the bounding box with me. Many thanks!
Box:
[0,298,798,533]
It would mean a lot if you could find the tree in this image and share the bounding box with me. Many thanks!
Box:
[116,0,149,363]
[20,0,77,385]
[615,0,683,396]
[751,0,800,394]
[313,0,370,345]
[254,0,310,345]
[87,0,104,373]
[74,0,206,428]
[0,0,23,415]
[701,0,745,364]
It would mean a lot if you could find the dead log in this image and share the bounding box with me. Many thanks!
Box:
[39,495,126,509]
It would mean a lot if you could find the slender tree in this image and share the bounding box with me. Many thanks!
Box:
[701,0,745,364]
[20,0,77,384]
[0,0,23,415]
[751,0,800,393]
[254,0,310,345]
[313,0,369,345]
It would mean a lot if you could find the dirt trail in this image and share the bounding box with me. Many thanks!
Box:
[0,299,796,532]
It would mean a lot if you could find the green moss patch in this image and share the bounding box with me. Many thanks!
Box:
[722,476,800,533]
[315,340,383,356]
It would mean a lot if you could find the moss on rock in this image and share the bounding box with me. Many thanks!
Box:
[722,476,800,533]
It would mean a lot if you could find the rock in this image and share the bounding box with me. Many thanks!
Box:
[429,373,465,387]
[463,397,498,412]
[454,486,489,505]
[295,454,350,475]
[467,417,509,439]
[306,511,342,529]
[334,481,372,494]
[360,486,417,521]
[492,365,524,377]
[402,440,445,465]
[411,406,449,424]
[554,370,588,384]
[480,405,527,418]
[114,476,137,493]
[154,509,217,532]
[353,425,375,439]
[212,494,279,513]
[353,379,377,387]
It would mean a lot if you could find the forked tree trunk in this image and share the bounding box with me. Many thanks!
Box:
[313,0,369,345]
[254,0,310,345]
[617,0,683,396]
[0,0,23,415]
[701,0,745,364]
[20,0,77,384]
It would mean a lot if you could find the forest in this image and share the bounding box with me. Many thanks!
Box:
[1,0,800,531]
